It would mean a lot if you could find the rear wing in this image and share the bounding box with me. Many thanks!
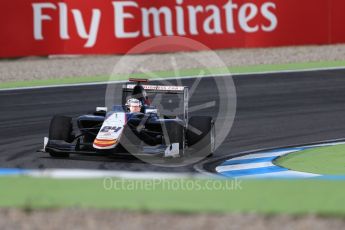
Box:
[122,82,189,124]
[124,84,186,93]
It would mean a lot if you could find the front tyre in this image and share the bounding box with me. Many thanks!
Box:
[48,115,73,158]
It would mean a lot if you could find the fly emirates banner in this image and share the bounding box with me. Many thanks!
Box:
[1,0,345,57]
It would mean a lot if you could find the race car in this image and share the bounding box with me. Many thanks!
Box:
[43,78,215,158]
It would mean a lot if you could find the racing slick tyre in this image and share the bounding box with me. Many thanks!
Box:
[187,116,215,157]
[164,120,185,157]
[48,115,73,158]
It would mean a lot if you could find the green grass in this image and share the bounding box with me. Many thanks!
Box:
[275,144,345,175]
[1,60,345,89]
[1,176,345,215]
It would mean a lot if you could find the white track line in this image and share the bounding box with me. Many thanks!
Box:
[216,162,275,172]
[234,66,345,76]
[239,170,320,179]
[1,66,345,92]
[27,169,198,179]
[225,150,299,162]
[304,141,345,148]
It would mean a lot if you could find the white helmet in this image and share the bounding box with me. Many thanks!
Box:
[126,98,142,108]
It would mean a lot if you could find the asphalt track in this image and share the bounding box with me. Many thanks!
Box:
[1,69,345,172]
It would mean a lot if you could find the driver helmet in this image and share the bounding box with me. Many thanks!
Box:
[126,98,142,113]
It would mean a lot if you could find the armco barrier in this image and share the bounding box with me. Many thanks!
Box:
[1,0,345,57]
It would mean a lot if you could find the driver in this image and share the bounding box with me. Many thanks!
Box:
[126,98,142,113]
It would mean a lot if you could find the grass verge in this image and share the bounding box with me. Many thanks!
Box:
[275,144,345,175]
[1,176,345,215]
[1,60,345,89]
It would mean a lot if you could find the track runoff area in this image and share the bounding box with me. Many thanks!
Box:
[214,141,345,179]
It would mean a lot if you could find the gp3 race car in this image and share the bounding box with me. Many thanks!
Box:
[43,78,215,159]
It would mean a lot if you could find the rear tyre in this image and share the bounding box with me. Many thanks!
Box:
[48,116,73,158]
[164,121,184,157]
[187,116,215,157]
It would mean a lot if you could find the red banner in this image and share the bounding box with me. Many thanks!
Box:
[1,0,345,57]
